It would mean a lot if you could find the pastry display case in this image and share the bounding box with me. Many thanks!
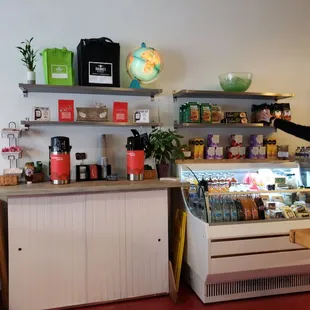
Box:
[175,159,310,303]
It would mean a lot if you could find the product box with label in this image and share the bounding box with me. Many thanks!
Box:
[58,100,74,122]
[224,112,248,124]
[247,146,259,159]
[77,37,120,87]
[215,147,224,159]
[42,48,74,86]
[258,146,266,159]
[113,102,128,123]
[247,146,266,159]
[231,135,243,147]
[189,138,204,160]
[227,147,246,159]
[207,134,220,147]
[204,147,215,159]
[33,107,50,121]
[133,110,150,123]
[250,134,264,147]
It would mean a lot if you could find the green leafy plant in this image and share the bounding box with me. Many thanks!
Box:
[16,37,38,71]
[146,128,184,164]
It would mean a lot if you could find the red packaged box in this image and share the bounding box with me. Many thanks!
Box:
[58,99,74,122]
[113,102,128,122]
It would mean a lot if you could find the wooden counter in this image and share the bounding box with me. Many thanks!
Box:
[6,178,189,309]
[0,179,189,200]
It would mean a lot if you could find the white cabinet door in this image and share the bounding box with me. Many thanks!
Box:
[8,195,87,310]
[85,190,169,304]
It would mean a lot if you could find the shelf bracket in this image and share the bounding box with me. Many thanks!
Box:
[150,95,155,102]
[22,90,28,98]
[173,90,178,102]
[173,120,178,132]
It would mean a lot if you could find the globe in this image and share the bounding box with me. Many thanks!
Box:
[126,42,163,88]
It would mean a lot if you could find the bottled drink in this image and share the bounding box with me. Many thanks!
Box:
[295,147,301,160]
[222,196,231,222]
[234,198,245,221]
[254,196,265,220]
[229,197,238,221]
[213,196,223,222]
[300,147,306,162]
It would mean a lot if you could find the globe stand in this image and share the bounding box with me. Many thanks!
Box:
[129,79,141,89]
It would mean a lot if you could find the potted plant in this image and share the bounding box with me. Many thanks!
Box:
[16,37,38,84]
[146,128,184,178]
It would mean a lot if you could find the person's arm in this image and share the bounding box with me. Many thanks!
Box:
[272,118,310,142]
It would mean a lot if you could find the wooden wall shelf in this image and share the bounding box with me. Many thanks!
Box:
[21,120,162,128]
[19,83,162,100]
[173,89,294,101]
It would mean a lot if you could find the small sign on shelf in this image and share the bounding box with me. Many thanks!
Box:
[33,107,50,121]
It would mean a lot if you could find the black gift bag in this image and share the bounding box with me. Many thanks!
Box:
[77,37,120,87]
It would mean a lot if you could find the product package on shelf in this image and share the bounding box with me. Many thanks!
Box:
[113,102,128,122]
[247,146,266,159]
[42,47,75,86]
[189,138,204,160]
[205,146,223,159]
[58,99,74,122]
[201,103,212,123]
[33,107,50,121]
[77,37,120,87]
[227,146,246,159]
[230,135,243,147]
[76,103,108,122]
[133,110,150,123]
[179,102,223,124]
[252,103,292,123]
[223,112,248,124]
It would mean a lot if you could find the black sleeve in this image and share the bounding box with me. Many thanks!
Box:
[274,118,310,142]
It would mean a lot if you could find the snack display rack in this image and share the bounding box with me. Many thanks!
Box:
[175,160,310,303]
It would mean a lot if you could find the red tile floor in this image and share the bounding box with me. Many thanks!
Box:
[75,284,310,310]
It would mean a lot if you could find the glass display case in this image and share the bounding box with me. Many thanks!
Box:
[178,160,309,224]
[175,160,310,304]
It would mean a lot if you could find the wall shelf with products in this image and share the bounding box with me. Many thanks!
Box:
[173,121,275,130]
[20,120,162,129]
[173,89,294,102]
[19,83,163,101]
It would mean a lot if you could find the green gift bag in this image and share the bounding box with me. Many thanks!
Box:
[42,47,74,85]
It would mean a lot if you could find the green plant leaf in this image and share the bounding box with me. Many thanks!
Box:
[17,37,37,71]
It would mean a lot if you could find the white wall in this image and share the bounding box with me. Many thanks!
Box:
[0,0,310,178]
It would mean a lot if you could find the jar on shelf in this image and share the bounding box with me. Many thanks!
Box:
[24,162,35,184]
[277,145,289,160]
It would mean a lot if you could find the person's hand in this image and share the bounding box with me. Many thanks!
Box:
[258,109,272,123]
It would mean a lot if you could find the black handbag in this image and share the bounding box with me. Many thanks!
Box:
[77,37,120,87]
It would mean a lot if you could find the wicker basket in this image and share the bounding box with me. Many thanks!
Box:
[0,175,18,186]
[76,107,108,121]
[144,169,157,179]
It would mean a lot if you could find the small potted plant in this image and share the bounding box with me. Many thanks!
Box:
[146,128,184,178]
[16,37,38,84]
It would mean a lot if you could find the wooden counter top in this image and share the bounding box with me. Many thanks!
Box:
[0,179,189,199]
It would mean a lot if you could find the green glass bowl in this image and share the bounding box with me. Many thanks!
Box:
[219,72,253,92]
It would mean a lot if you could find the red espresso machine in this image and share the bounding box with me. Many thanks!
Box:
[49,136,72,185]
[126,129,144,181]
